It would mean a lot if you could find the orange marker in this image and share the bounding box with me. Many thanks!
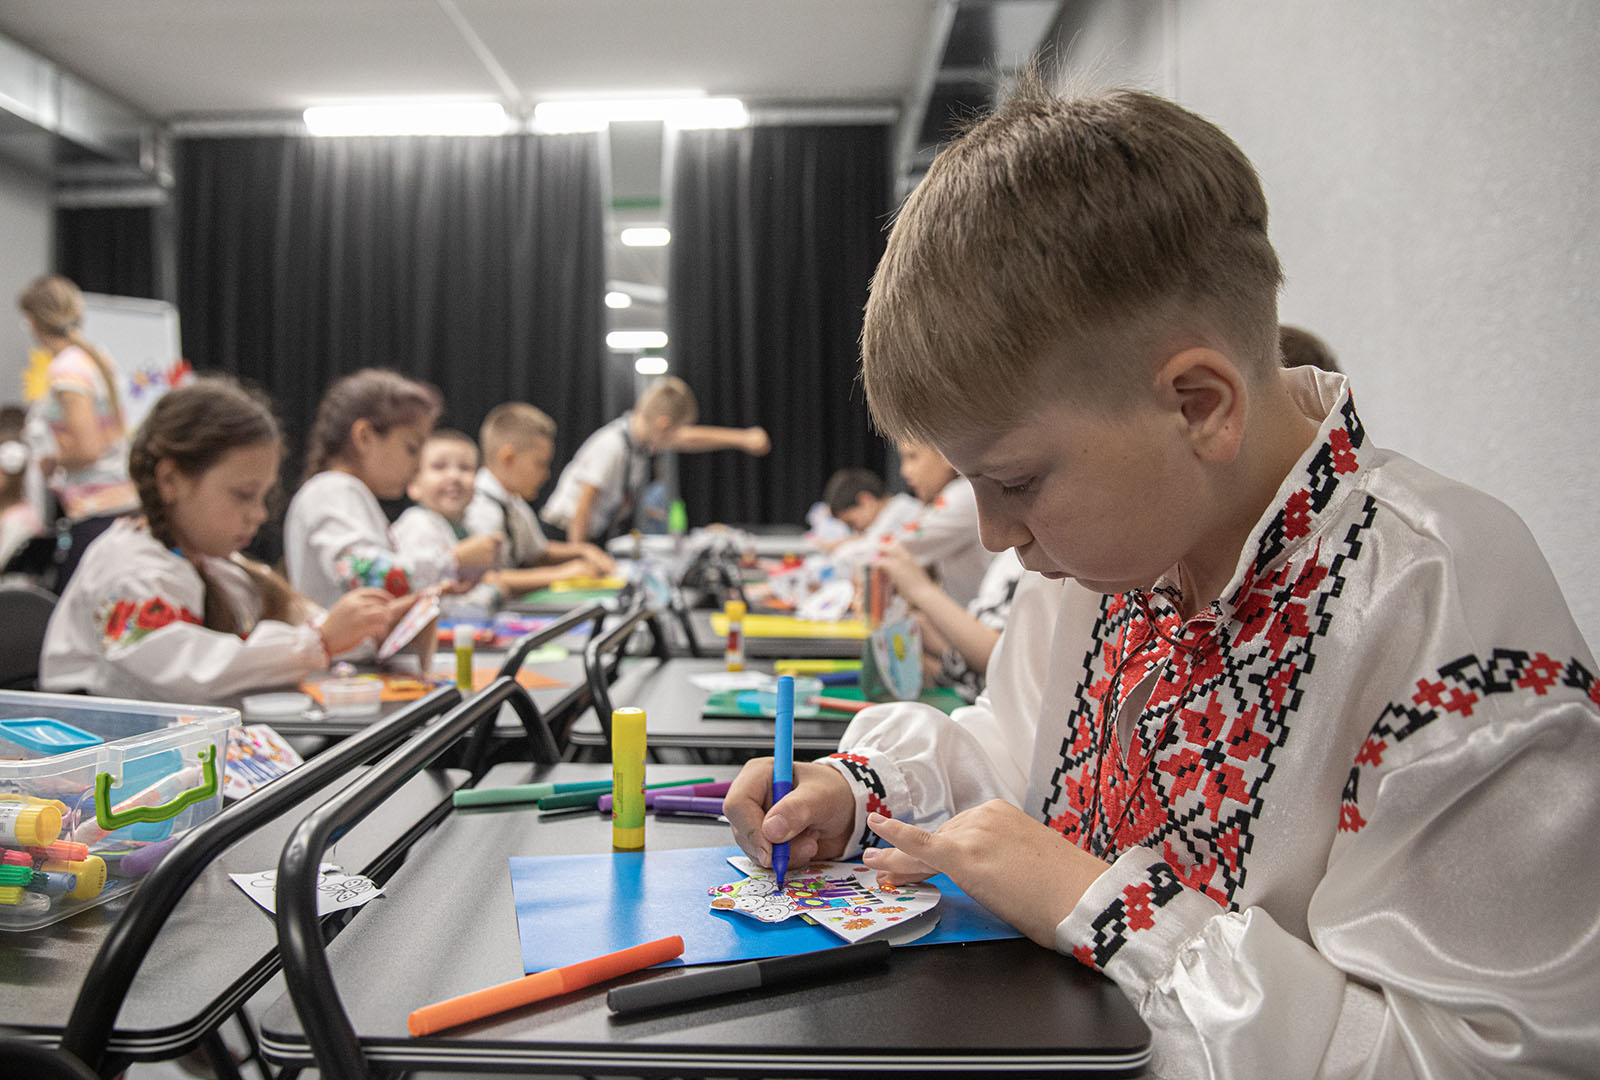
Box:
[811,696,873,714]
[406,934,684,1036]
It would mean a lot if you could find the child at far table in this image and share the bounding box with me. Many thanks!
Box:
[723,75,1600,1078]
[40,378,401,700]
[284,369,499,608]
[541,375,770,544]
[463,402,612,594]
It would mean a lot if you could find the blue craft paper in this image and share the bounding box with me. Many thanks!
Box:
[510,844,1020,973]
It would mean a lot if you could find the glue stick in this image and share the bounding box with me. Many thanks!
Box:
[611,707,647,851]
[0,801,61,849]
[724,600,746,672]
[455,633,474,691]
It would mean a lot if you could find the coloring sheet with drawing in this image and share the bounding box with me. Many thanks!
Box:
[712,855,940,944]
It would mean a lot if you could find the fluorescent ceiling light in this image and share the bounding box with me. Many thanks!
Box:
[605,291,633,309]
[620,227,671,247]
[608,330,668,350]
[532,97,747,134]
[303,102,509,137]
[635,356,670,375]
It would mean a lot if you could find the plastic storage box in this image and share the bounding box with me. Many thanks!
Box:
[0,690,236,931]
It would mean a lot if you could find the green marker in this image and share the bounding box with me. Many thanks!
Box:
[453,779,610,809]
[537,777,715,812]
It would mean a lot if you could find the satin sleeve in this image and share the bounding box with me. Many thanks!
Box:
[825,573,1063,854]
[1057,695,1600,1079]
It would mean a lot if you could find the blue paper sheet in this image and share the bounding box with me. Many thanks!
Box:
[510,844,1020,973]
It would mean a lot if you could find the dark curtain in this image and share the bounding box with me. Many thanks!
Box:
[176,132,607,555]
[56,206,157,299]
[669,124,891,526]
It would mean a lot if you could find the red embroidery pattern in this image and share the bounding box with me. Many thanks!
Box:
[1042,399,1373,910]
[101,595,203,648]
[1341,649,1600,833]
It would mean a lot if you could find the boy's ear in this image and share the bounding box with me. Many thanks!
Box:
[494,443,517,470]
[1155,348,1247,464]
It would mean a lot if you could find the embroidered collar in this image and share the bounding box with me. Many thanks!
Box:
[1144,369,1371,626]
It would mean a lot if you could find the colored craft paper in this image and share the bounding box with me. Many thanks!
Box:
[709,613,867,640]
[509,844,1019,974]
[301,674,434,704]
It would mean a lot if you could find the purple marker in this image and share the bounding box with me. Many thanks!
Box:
[598,781,733,813]
[651,795,727,816]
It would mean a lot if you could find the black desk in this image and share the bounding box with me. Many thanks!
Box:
[0,765,465,1061]
[567,655,852,755]
[260,762,1150,1076]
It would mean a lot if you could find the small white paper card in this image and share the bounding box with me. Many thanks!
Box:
[229,862,382,916]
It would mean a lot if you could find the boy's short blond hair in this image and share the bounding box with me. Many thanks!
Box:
[636,375,699,427]
[479,402,555,458]
[863,75,1283,444]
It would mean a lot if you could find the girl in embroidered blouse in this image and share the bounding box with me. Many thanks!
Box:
[282,369,500,609]
[39,378,400,701]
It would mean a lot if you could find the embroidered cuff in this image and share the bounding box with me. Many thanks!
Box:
[1055,846,1223,1005]
[824,747,909,857]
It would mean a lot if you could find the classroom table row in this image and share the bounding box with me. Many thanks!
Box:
[2,553,1150,1077]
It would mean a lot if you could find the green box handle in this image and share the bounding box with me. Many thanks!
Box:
[94,744,219,831]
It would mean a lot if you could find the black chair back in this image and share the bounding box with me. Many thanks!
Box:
[0,584,57,689]
[580,600,674,748]
[274,678,540,1080]
[57,686,462,1074]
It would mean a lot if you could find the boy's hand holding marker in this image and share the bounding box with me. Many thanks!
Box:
[723,760,855,875]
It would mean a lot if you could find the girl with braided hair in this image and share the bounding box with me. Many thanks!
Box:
[40,377,401,700]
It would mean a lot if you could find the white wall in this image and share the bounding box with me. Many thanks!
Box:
[0,153,51,402]
[1059,0,1600,648]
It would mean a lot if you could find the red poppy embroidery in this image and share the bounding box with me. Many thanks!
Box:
[135,596,200,631]
[103,599,136,639]
[383,567,409,597]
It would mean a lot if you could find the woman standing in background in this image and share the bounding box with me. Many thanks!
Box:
[17,274,138,588]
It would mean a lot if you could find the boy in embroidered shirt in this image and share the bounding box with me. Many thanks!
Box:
[541,375,770,543]
[723,78,1599,1077]
[463,402,613,594]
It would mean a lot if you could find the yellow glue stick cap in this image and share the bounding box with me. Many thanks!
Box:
[42,855,106,900]
[3,803,62,847]
[725,600,746,619]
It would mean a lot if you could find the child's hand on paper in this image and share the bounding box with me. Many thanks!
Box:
[319,588,397,655]
[862,800,1112,948]
[725,758,855,872]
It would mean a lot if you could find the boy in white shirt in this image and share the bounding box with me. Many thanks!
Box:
[889,440,994,608]
[723,79,1600,1077]
[391,430,497,578]
[818,467,922,565]
[464,402,612,593]
[541,376,770,543]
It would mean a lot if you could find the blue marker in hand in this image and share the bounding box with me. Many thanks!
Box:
[771,675,795,884]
